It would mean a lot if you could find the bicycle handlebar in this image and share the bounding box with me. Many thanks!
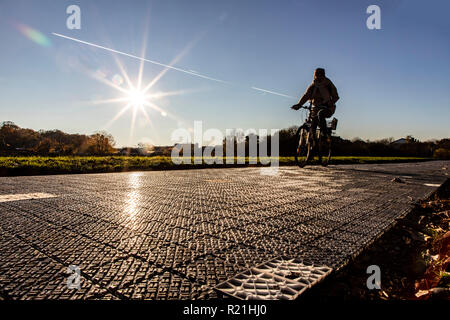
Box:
[296,104,329,111]
[291,104,312,110]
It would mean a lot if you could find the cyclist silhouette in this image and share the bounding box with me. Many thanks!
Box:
[291,68,339,135]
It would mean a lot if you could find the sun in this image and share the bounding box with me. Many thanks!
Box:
[88,35,194,146]
[128,89,147,110]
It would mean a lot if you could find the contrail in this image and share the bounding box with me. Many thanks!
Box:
[52,32,228,84]
[52,32,294,99]
[251,86,295,99]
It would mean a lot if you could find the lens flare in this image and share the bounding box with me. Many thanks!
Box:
[16,23,51,47]
[112,74,124,86]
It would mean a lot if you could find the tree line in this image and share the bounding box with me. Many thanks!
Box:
[274,126,450,159]
[1,121,449,158]
[0,121,115,155]
[218,127,449,159]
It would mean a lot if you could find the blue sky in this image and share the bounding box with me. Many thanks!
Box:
[0,0,449,147]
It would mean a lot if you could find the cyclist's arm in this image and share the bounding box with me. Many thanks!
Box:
[329,82,339,104]
[297,84,314,106]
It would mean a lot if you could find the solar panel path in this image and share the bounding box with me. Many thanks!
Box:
[0,161,448,300]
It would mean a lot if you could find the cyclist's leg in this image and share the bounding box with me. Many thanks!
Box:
[310,113,319,137]
[318,108,333,135]
[316,107,333,165]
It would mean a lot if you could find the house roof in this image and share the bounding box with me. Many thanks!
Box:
[391,138,407,144]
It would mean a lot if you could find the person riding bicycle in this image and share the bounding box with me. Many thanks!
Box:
[291,68,339,135]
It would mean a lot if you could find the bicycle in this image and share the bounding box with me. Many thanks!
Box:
[293,103,338,168]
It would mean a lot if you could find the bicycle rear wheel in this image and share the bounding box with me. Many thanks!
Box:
[295,127,312,168]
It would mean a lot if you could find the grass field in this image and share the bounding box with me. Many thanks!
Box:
[0,156,433,176]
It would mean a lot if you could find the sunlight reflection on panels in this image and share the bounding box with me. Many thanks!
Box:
[0,193,57,203]
[124,173,144,229]
[424,183,440,187]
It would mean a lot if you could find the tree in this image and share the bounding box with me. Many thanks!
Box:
[0,121,19,149]
[87,132,115,155]
[35,138,53,154]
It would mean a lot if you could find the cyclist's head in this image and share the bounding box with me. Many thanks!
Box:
[314,68,325,81]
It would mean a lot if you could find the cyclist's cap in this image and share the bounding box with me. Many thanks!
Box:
[315,68,325,76]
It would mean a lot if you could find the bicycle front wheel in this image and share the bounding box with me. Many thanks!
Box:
[295,127,311,168]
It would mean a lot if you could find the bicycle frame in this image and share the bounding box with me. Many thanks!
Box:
[295,103,336,167]
[299,104,329,134]
[298,105,323,147]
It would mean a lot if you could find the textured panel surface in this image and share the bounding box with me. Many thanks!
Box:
[0,161,447,299]
[215,256,332,300]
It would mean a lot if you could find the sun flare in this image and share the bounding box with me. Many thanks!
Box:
[87,33,197,146]
[128,89,147,109]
